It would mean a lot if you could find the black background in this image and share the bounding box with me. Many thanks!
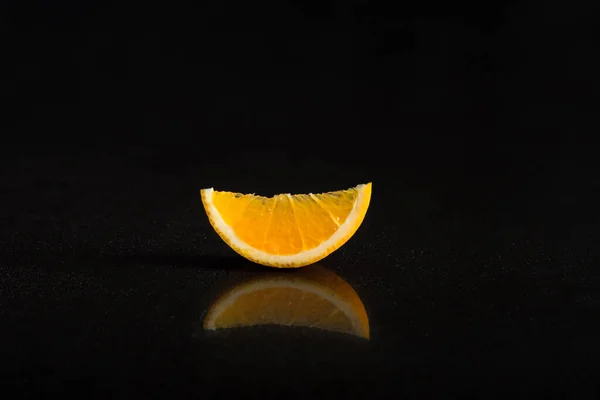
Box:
[1,0,599,397]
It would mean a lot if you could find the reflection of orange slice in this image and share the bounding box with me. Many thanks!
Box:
[200,183,372,268]
[203,265,370,339]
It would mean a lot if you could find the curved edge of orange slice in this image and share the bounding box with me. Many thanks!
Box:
[203,265,370,339]
[200,183,372,268]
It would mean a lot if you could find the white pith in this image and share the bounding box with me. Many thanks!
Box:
[203,278,368,338]
[202,183,370,266]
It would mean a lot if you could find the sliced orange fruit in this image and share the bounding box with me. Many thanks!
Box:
[203,265,370,339]
[200,182,372,268]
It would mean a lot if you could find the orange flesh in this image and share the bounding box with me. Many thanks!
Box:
[211,189,358,255]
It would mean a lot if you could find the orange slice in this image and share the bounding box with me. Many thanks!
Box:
[200,182,372,267]
[203,265,370,339]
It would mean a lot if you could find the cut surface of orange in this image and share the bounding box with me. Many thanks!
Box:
[200,182,372,267]
[203,265,370,339]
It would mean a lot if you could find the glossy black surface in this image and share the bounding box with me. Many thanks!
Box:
[2,1,599,397]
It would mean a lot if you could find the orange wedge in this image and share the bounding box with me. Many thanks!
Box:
[200,183,372,267]
[203,265,370,339]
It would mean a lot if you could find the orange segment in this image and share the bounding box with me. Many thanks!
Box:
[201,183,372,267]
[203,265,370,339]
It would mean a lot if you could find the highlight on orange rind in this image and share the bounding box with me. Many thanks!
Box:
[200,182,372,268]
[203,265,370,339]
